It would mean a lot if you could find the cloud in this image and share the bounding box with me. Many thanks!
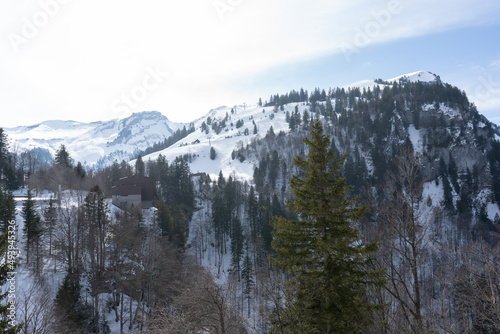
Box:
[1,0,500,126]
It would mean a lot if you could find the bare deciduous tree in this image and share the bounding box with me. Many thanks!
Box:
[453,239,500,333]
[19,279,55,334]
[371,149,438,333]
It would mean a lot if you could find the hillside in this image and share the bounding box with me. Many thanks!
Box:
[3,70,500,333]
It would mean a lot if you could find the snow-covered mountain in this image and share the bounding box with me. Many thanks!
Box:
[137,70,441,180]
[4,111,185,167]
[3,70,442,172]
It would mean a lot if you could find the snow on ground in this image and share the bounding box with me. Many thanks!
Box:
[140,103,293,182]
[386,70,437,83]
[408,125,423,154]
[343,71,436,91]
[486,202,500,221]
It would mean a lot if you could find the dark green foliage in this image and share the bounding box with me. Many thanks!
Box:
[74,162,86,179]
[488,140,500,204]
[270,120,384,333]
[154,155,195,218]
[0,190,16,233]
[54,144,72,168]
[230,217,244,275]
[172,207,188,247]
[55,273,94,332]
[264,89,308,107]
[156,200,173,238]
[241,246,254,315]
[22,189,42,265]
[136,124,196,157]
[448,154,460,194]
[210,146,217,160]
[0,130,19,190]
[135,154,145,176]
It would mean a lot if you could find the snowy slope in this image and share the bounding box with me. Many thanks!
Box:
[344,70,436,90]
[139,71,438,181]
[5,111,184,167]
[140,104,293,181]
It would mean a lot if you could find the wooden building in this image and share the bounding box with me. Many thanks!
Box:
[111,175,155,209]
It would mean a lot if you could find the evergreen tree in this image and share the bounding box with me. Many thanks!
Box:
[270,119,384,333]
[210,147,217,160]
[0,190,16,233]
[135,154,145,176]
[156,200,172,238]
[22,189,42,266]
[74,162,86,179]
[241,244,254,317]
[54,144,72,168]
[230,217,244,276]
[43,197,57,272]
[172,206,188,247]
[83,185,109,328]
[247,186,259,241]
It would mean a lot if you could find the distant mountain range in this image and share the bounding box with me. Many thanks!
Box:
[5,110,185,167]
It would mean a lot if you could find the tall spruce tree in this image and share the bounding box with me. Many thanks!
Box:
[270,119,384,333]
[22,189,42,266]
[54,144,72,168]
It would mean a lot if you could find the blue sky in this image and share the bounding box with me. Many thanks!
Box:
[1,0,500,127]
[233,24,500,123]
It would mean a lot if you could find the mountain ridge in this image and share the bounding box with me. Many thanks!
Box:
[5,110,185,167]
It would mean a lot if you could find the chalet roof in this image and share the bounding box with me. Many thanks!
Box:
[114,175,155,187]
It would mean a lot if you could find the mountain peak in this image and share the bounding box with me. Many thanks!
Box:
[128,110,168,121]
[344,71,438,90]
[386,71,437,83]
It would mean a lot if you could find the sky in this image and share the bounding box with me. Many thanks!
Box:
[1,0,500,128]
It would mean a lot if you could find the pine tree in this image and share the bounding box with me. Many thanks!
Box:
[156,200,173,238]
[83,185,109,327]
[54,144,72,168]
[230,217,244,276]
[0,190,16,233]
[270,119,384,333]
[43,197,57,272]
[74,162,86,179]
[135,155,145,176]
[22,189,42,267]
[241,245,254,317]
